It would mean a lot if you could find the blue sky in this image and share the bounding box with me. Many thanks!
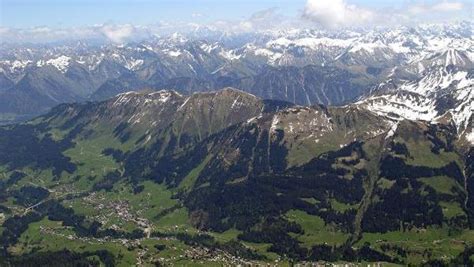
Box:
[0,0,469,43]
[1,0,417,28]
[2,0,299,27]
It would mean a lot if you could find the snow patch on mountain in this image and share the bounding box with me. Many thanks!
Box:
[450,86,474,131]
[349,40,387,53]
[178,97,191,111]
[359,65,473,135]
[400,70,470,95]
[267,37,354,50]
[219,50,241,61]
[166,50,182,57]
[125,59,144,70]
[0,60,32,74]
[11,60,32,71]
[270,115,281,133]
[37,55,71,73]
[150,90,173,103]
[253,48,283,64]
[466,131,474,145]
[385,122,398,139]
[444,49,468,67]
[359,93,438,121]
[200,43,219,53]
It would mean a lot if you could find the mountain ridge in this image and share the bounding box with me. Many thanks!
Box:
[0,87,473,265]
[0,20,473,265]
[1,22,471,124]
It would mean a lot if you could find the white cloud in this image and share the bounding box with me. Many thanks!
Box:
[29,27,53,34]
[99,24,135,43]
[241,8,309,33]
[433,1,464,11]
[0,1,469,43]
[409,1,464,15]
[302,0,467,28]
[206,8,298,33]
[0,24,153,44]
[302,0,375,28]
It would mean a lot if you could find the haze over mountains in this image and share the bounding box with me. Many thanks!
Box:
[1,22,472,133]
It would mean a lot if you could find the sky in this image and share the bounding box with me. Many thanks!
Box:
[0,0,411,28]
[0,0,471,43]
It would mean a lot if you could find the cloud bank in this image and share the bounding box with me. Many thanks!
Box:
[303,0,374,28]
[0,1,470,44]
[302,0,469,27]
[100,24,135,43]
[0,24,153,44]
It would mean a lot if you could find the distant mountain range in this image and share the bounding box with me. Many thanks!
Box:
[0,21,471,124]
